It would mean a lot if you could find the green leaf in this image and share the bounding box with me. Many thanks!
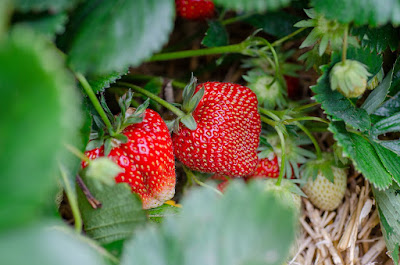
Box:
[202,20,229,48]
[372,143,400,185]
[353,24,400,53]
[312,0,400,26]
[361,68,394,114]
[66,0,175,75]
[89,69,129,94]
[15,13,68,41]
[121,181,297,265]
[213,0,292,12]
[0,27,82,231]
[0,223,109,265]
[372,112,400,137]
[329,122,392,189]
[77,179,147,245]
[146,203,181,224]
[15,0,80,12]
[373,183,400,264]
[181,114,197,130]
[375,91,400,117]
[244,11,303,38]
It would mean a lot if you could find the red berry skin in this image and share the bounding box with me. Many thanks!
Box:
[175,0,215,20]
[83,109,176,209]
[246,154,280,180]
[173,82,261,177]
[284,75,300,100]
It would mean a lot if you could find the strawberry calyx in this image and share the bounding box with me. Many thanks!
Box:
[301,152,346,183]
[87,90,150,155]
[168,74,204,132]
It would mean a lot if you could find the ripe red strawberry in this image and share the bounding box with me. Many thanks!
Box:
[175,0,215,20]
[173,82,261,177]
[246,153,280,180]
[284,75,300,99]
[83,109,176,209]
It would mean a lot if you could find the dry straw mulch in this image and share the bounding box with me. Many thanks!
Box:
[290,173,393,265]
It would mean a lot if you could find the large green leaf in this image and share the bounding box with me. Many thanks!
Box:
[66,0,174,75]
[372,112,400,136]
[122,181,297,265]
[213,0,292,12]
[373,183,400,264]
[0,27,81,231]
[329,122,392,189]
[15,0,81,12]
[312,0,400,26]
[375,91,400,116]
[88,68,129,94]
[353,24,400,53]
[372,142,400,185]
[362,69,393,114]
[77,179,147,245]
[0,223,108,265]
[15,13,68,41]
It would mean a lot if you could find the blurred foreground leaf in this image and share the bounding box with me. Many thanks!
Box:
[122,181,297,265]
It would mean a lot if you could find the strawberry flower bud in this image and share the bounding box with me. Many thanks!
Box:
[329,60,371,98]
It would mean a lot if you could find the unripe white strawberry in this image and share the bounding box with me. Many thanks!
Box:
[302,166,347,211]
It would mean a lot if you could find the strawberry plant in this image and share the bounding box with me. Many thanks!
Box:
[2,0,400,264]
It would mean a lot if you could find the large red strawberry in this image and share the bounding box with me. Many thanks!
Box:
[172,82,261,177]
[83,108,176,209]
[175,0,215,20]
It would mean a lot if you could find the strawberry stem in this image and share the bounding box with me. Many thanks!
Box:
[182,166,223,196]
[283,116,329,124]
[276,129,286,186]
[65,143,90,163]
[148,28,306,62]
[341,24,349,64]
[59,165,82,233]
[149,43,246,62]
[260,115,277,127]
[117,82,186,118]
[293,121,322,159]
[76,73,114,134]
[76,175,102,209]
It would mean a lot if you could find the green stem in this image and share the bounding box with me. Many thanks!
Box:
[271,27,306,47]
[148,27,306,62]
[294,121,322,159]
[222,12,255,25]
[148,43,246,62]
[65,143,89,163]
[341,24,349,64]
[117,82,186,118]
[76,73,113,133]
[59,165,82,233]
[260,115,276,127]
[259,108,281,121]
[291,102,320,112]
[182,166,223,196]
[276,129,286,186]
[283,116,329,125]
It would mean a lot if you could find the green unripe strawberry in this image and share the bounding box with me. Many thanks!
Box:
[263,178,302,215]
[302,166,347,211]
[330,60,371,98]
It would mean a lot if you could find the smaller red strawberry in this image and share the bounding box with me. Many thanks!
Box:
[175,0,215,20]
[284,75,300,100]
[245,153,280,180]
